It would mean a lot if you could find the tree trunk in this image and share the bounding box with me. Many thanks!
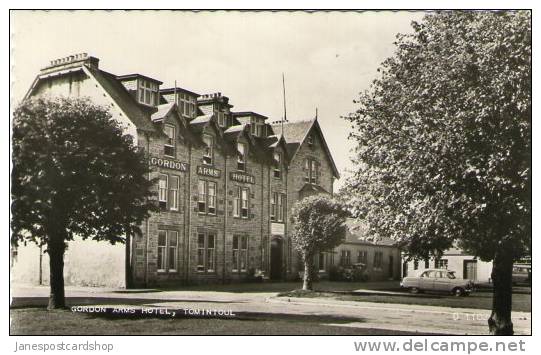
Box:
[125,232,134,289]
[302,257,314,291]
[47,239,66,310]
[488,246,514,335]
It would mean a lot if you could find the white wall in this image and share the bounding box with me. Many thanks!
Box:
[11,238,125,288]
[403,255,492,283]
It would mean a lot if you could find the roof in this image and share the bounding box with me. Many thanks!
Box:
[223,124,248,134]
[272,118,340,178]
[232,111,268,120]
[299,183,329,195]
[116,73,163,85]
[84,66,156,132]
[160,87,199,97]
[344,218,397,247]
[151,103,175,122]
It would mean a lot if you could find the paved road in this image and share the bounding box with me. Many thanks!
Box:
[11,285,531,335]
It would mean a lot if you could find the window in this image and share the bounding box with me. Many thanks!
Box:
[169,175,179,211]
[138,80,158,106]
[203,134,214,165]
[158,174,168,209]
[273,152,282,178]
[232,235,248,272]
[198,180,216,215]
[373,251,383,269]
[163,124,175,157]
[197,232,215,272]
[307,133,314,146]
[218,111,226,127]
[270,192,285,222]
[435,258,448,269]
[414,260,419,270]
[237,142,246,171]
[234,186,249,218]
[357,250,368,264]
[340,250,351,266]
[424,259,430,269]
[318,252,325,272]
[157,230,178,272]
[179,93,196,118]
[250,117,262,137]
[303,159,319,184]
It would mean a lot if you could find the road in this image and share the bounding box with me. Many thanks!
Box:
[11,285,531,335]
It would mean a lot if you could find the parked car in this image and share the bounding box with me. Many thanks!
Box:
[400,269,475,296]
[512,264,531,285]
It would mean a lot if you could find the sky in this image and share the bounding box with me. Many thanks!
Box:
[10,10,425,190]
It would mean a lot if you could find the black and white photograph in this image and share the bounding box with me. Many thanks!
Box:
[7,4,534,351]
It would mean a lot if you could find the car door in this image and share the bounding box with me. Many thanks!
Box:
[419,271,435,290]
[433,271,450,292]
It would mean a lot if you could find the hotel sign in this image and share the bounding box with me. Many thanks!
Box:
[197,165,221,178]
[230,171,255,184]
[150,156,188,172]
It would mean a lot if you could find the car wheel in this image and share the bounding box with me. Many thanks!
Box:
[452,287,465,297]
[410,287,420,294]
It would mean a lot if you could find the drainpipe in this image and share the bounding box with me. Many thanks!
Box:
[222,153,228,284]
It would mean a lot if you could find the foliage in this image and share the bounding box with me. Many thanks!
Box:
[290,195,349,258]
[342,11,531,262]
[11,96,158,248]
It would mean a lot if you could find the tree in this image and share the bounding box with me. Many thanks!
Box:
[290,195,349,290]
[342,11,530,335]
[11,96,158,309]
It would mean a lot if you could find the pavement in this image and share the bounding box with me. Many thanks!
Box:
[10,285,532,335]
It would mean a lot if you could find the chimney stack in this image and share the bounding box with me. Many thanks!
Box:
[41,53,99,73]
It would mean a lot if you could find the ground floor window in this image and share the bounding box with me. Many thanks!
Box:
[340,250,351,267]
[232,235,248,272]
[435,258,448,269]
[357,250,368,265]
[197,232,215,272]
[373,251,383,269]
[157,230,178,272]
[318,252,325,272]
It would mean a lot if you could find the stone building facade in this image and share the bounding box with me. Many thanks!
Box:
[12,53,341,287]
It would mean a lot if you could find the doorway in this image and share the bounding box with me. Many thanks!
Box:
[463,260,478,281]
[270,237,283,280]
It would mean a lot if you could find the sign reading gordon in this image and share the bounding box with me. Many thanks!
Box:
[150,156,189,172]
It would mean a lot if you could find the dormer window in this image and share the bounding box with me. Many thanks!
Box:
[179,93,196,118]
[203,134,214,165]
[250,117,262,137]
[237,142,246,171]
[273,151,282,179]
[138,80,158,106]
[164,124,175,157]
[218,112,227,127]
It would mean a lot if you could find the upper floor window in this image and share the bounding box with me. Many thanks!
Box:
[234,186,249,219]
[304,159,319,184]
[158,174,180,211]
[273,152,282,179]
[179,93,196,118]
[203,134,214,165]
[164,124,175,157]
[138,80,158,106]
[250,117,262,137]
[307,133,314,147]
[271,192,285,222]
[198,180,216,215]
[237,142,246,171]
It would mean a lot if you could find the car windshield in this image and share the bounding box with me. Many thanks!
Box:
[447,272,456,279]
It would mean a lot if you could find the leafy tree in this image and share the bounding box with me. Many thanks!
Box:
[290,195,349,290]
[11,97,158,309]
[343,11,530,335]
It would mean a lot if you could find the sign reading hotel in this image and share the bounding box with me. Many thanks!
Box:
[230,171,255,184]
[197,165,221,178]
[150,156,189,172]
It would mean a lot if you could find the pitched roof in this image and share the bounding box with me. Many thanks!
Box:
[151,103,175,122]
[345,219,397,247]
[272,118,340,178]
[83,66,156,132]
[299,183,329,195]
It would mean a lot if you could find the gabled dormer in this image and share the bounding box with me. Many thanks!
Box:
[197,92,233,129]
[116,74,162,107]
[232,112,268,138]
[160,87,199,120]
